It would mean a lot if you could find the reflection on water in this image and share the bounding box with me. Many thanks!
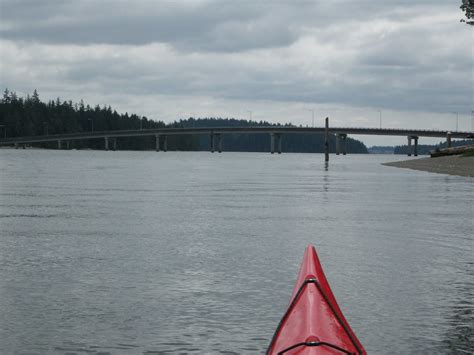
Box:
[0,150,472,354]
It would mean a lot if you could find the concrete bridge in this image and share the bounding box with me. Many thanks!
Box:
[1,124,472,158]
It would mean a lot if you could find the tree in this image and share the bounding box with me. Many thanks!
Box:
[32,89,40,103]
[2,88,10,103]
[461,0,474,25]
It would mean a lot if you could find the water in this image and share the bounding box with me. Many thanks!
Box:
[0,150,472,354]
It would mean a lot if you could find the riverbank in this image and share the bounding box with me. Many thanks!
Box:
[383,155,474,177]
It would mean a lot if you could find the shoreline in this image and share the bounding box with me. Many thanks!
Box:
[383,155,474,178]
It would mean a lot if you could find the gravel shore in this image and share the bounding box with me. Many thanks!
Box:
[383,155,474,178]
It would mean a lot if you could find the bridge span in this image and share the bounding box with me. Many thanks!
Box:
[1,125,472,158]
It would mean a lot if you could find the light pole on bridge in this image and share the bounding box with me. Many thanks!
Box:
[378,109,382,129]
[305,108,315,127]
[452,112,459,131]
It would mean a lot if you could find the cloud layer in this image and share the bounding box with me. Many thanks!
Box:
[0,0,472,143]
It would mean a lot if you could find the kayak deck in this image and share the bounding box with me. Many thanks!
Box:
[267,245,366,354]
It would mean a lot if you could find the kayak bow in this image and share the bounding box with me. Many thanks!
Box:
[267,245,366,355]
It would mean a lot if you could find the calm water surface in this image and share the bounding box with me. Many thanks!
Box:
[0,150,472,354]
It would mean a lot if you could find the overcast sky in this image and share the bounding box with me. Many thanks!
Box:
[0,0,472,145]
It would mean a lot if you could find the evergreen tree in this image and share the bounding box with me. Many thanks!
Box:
[461,0,474,25]
[32,89,40,103]
[2,88,10,103]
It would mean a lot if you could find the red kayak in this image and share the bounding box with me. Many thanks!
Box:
[267,245,366,354]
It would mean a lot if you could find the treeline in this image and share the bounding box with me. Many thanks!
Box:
[394,139,474,155]
[0,89,175,150]
[0,89,368,153]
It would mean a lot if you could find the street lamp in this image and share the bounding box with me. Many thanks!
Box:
[452,112,458,131]
[88,118,94,132]
[246,110,252,121]
[305,108,315,127]
[471,110,474,131]
[378,109,382,129]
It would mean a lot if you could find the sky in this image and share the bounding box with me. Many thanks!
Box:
[0,0,472,145]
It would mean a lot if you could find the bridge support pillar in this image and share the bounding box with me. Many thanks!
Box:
[277,134,282,154]
[407,136,419,156]
[66,141,70,150]
[112,138,117,151]
[57,140,62,150]
[324,117,329,162]
[336,133,347,155]
[210,133,215,153]
[413,136,418,156]
[446,132,452,148]
[163,135,167,152]
[155,134,160,152]
[216,134,222,153]
[270,133,275,154]
[104,137,109,151]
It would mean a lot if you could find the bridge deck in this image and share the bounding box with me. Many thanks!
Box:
[0,126,472,145]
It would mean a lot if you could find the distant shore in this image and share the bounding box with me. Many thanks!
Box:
[383,155,474,178]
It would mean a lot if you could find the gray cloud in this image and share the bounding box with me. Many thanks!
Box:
[0,0,300,51]
[1,0,451,52]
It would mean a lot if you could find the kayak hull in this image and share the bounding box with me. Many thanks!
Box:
[267,245,366,355]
